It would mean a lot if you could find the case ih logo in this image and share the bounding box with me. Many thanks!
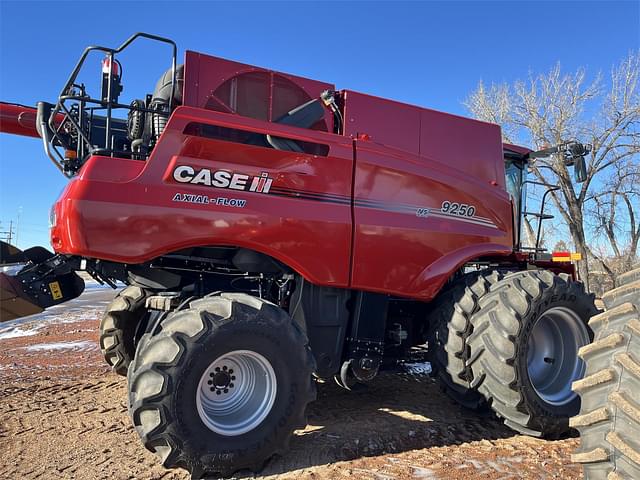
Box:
[172,165,273,193]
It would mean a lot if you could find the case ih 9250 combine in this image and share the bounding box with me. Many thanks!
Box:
[0,33,638,479]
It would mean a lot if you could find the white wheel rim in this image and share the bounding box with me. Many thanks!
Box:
[196,350,277,436]
[526,306,590,406]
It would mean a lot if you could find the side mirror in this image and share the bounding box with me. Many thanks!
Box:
[527,141,591,184]
[573,155,587,183]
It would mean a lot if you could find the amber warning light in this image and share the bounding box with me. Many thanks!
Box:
[551,251,582,262]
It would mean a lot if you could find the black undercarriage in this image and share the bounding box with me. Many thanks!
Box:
[1,241,435,385]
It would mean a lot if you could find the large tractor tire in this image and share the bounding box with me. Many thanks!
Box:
[99,285,149,376]
[127,293,316,479]
[468,270,596,437]
[571,269,640,480]
[427,269,503,409]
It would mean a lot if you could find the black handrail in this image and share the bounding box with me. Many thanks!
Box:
[44,33,177,176]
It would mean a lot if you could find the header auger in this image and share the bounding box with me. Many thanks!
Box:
[0,33,620,480]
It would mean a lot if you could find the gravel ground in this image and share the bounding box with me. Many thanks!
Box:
[0,286,583,479]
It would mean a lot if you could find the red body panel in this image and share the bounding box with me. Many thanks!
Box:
[52,107,354,287]
[341,91,513,297]
[47,51,520,301]
[343,90,507,187]
[351,139,512,299]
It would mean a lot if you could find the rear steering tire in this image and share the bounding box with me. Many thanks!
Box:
[127,293,316,478]
[468,270,596,437]
[99,285,149,376]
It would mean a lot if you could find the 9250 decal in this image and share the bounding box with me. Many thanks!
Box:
[441,200,476,217]
[415,201,478,219]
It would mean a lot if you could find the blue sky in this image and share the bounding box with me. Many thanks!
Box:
[0,0,638,249]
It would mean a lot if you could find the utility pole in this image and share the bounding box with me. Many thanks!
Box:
[0,220,14,244]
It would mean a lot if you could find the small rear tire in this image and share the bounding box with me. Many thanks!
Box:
[571,269,640,480]
[127,293,316,478]
[99,285,149,376]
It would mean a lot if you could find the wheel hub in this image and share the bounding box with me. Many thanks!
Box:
[196,350,277,436]
[208,367,235,394]
[526,306,590,406]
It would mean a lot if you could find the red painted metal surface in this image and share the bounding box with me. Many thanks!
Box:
[183,51,334,131]
[350,138,513,299]
[503,143,531,156]
[343,90,507,187]
[51,106,354,287]
[42,49,529,301]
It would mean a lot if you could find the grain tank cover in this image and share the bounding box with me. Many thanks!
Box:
[342,90,505,187]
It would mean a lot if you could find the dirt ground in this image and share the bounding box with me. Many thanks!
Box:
[0,287,583,479]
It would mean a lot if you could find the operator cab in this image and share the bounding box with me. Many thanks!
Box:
[505,142,589,256]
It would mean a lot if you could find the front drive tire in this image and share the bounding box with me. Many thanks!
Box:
[468,270,596,437]
[571,270,640,480]
[127,293,316,479]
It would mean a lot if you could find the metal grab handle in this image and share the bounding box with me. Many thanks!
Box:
[36,101,67,176]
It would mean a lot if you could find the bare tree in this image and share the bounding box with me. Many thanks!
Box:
[465,52,640,288]
[587,159,640,286]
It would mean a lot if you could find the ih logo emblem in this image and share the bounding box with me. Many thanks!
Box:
[172,166,273,194]
[250,172,272,193]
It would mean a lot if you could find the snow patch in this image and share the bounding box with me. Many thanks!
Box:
[24,340,96,351]
[412,466,437,479]
[402,362,432,376]
[84,281,112,290]
[0,326,42,340]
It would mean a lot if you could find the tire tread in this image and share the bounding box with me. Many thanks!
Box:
[571,274,640,480]
[127,293,316,478]
[427,269,503,409]
[99,285,147,375]
[468,270,595,437]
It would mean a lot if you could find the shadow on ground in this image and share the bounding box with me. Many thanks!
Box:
[255,373,515,477]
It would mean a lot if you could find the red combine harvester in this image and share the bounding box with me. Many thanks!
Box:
[1,33,637,480]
